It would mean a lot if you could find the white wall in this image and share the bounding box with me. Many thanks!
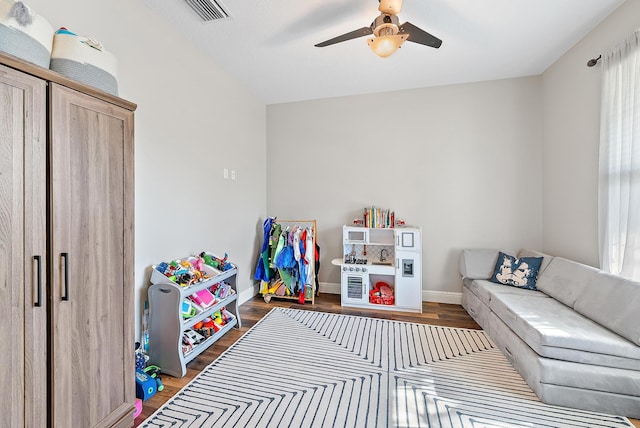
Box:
[25,0,635,331]
[267,77,543,298]
[27,0,267,338]
[542,0,640,267]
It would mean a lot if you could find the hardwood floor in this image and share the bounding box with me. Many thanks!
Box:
[135,294,640,427]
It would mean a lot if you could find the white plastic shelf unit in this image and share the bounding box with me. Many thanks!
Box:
[148,263,241,377]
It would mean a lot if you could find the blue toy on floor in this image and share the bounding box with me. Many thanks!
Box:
[135,369,157,401]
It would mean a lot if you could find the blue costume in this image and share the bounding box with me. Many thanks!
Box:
[254,217,275,281]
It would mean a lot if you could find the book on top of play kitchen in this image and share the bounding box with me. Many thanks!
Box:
[363,206,394,229]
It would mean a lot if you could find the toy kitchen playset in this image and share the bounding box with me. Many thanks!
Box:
[332,220,422,313]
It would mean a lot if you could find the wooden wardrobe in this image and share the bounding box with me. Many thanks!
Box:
[0,51,135,427]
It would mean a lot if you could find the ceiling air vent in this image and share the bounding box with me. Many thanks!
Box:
[184,0,230,22]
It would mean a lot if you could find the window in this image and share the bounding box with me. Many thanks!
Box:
[598,29,640,280]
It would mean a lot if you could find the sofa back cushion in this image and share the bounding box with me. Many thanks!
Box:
[535,257,599,308]
[459,249,514,279]
[574,271,640,346]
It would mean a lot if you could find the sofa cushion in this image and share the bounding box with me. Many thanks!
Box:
[488,309,640,416]
[490,292,640,363]
[538,340,640,371]
[535,257,599,308]
[517,248,554,276]
[461,286,491,329]
[490,251,543,290]
[459,249,505,279]
[574,271,640,347]
[465,279,548,307]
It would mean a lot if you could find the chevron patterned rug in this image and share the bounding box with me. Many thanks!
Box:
[141,308,632,428]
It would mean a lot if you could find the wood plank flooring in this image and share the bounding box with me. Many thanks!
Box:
[134,294,640,427]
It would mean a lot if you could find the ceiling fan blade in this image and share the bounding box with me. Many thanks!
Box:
[315,27,373,47]
[398,21,442,48]
[379,0,403,16]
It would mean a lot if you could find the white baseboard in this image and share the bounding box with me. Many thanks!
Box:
[239,282,260,305]
[241,281,462,306]
[319,281,341,294]
[422,290,462,305]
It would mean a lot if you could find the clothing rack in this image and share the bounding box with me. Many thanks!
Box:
[254,218,318,304]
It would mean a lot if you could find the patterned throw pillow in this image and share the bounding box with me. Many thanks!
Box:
[490,252,543,290]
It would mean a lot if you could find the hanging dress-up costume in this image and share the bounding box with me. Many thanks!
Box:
[254,217,275,282]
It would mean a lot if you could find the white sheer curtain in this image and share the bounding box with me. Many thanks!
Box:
[598,29,640,280]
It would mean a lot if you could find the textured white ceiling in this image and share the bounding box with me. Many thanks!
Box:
[144,0,625,105]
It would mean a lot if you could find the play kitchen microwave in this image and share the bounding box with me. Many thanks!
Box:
[344,226,368,244]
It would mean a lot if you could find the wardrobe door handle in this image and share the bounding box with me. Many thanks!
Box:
[34,255,42,307]
[61,252,69,301]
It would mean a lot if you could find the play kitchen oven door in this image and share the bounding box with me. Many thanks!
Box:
[341,268,369,306]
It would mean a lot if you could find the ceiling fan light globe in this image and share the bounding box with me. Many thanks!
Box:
[367,34,408,58]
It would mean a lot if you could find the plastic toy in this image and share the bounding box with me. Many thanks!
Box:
[201,252,233,271]
[182,329,205,347]
[191,256,206,274]
[174,260,194,285]
[157,257,216,286]
[190,288,216,308]
[369,282,394,305]
[221,308,234,323]
[167,261,180,276]
[194,317,216,337]
[133,398,143,418]
[267,281,281,294]
[143,365,164,392]
[135,369,157,401]
[305,284,313,300]
[190,269,204,283]
[260,280,269,295]
[142,301,150,352]
[156,262,169,274]
[181,300,197,318]
[210,281,234,299]
[197,326,214,338]
[212,311,223,325]
[182,343,193,355]
[135,342,149,370]
[200,252,219,269]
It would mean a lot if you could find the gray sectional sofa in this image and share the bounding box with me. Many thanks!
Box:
[459,248,640,418]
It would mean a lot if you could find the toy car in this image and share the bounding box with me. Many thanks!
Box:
[182,329,205,347]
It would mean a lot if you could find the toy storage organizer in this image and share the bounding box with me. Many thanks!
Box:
[147,257,240,377]
[257,219,318,304]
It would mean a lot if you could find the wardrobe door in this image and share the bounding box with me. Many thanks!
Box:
[49,83,134,427]
[0,65,47,427]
